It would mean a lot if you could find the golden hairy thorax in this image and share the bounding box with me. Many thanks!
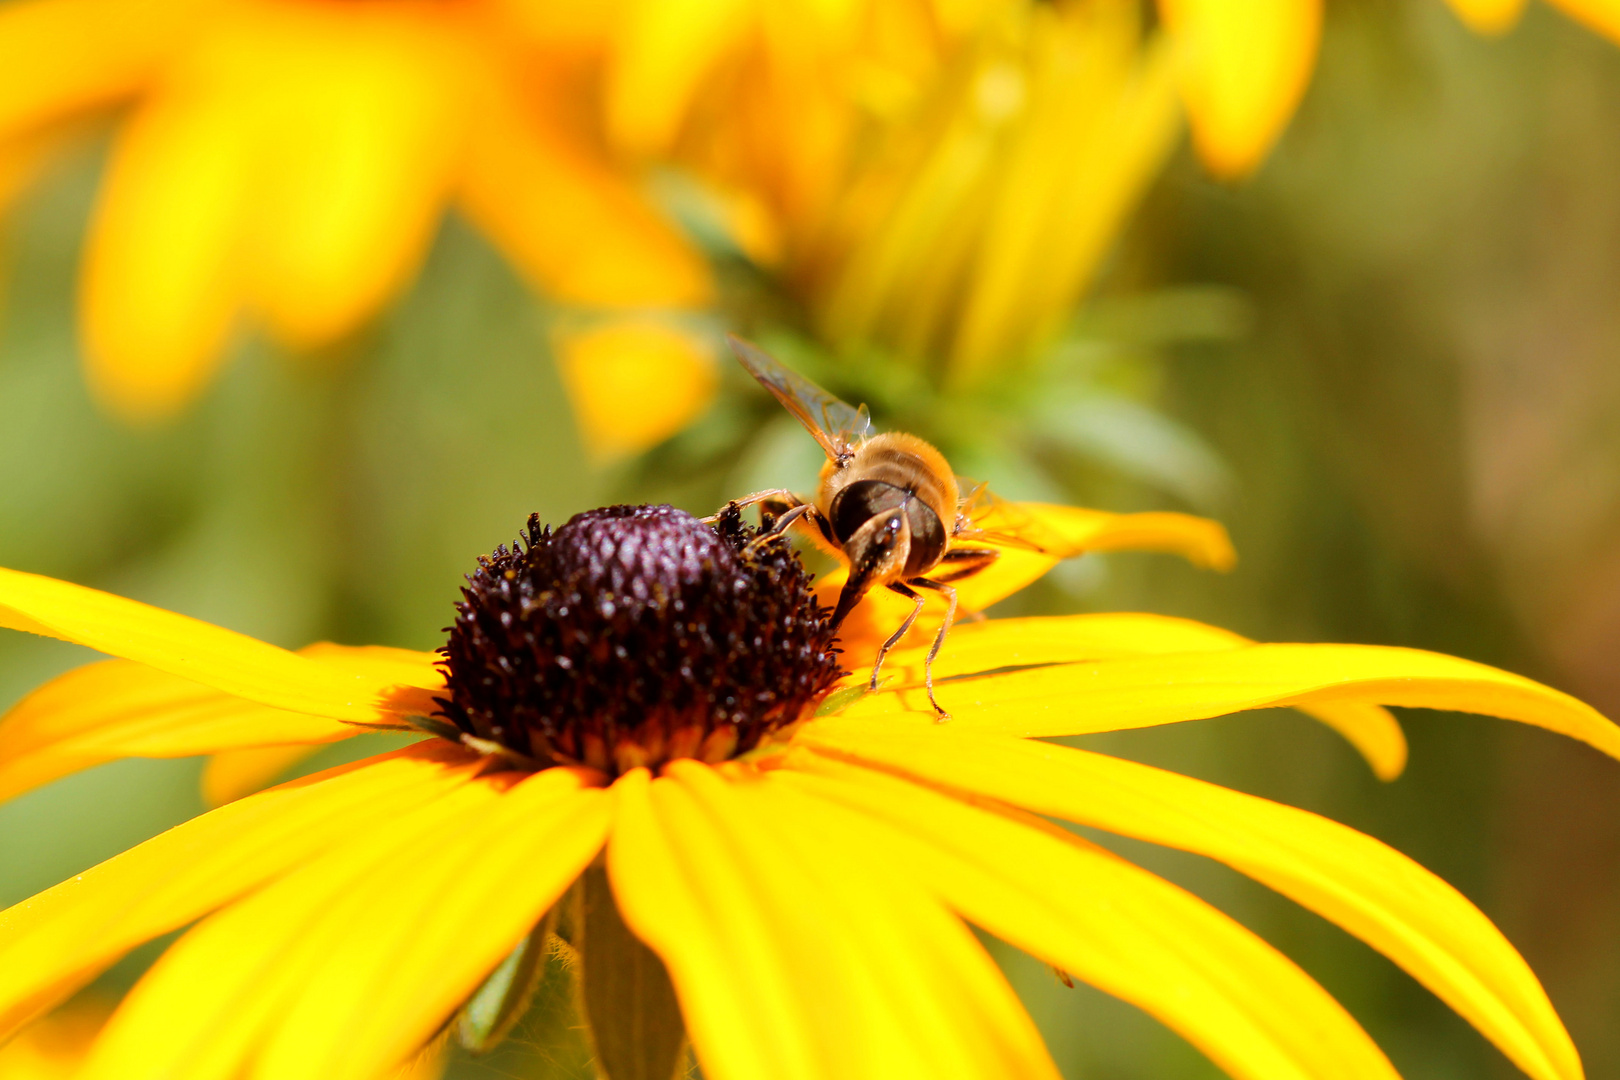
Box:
[816,433,959,525]
[815,432,961,586]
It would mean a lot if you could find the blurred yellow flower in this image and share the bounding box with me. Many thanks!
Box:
[0,501,1613,1079]
[0,998,109,1080]
[0,0,711,420]
[603,0,1183,381]
[1164,0,1620,177]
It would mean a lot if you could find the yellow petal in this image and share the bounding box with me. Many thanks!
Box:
[822,642,1620,762]
[200,744,325,807]
[614,760,1060,1080]
[1443,0,1530,33]
[0,0,206,142]
[553,320,719,461]
[607,768,818,1080]
[222,4,464,348]
[252,770,609,1080]
[869,614,1406,779]
[0,743,481,1042]
[772,758,1397,1080]
[1159,0,1321,177]
[80,82,248,420]
[819,502,1235,652]
[795,734,1583,1080]
[0,996,110,1080]
[74,762,524,1080]
[1544,0,1620,42]
[604,0,753,156]
[459,79,712,308]
[0,568,440,723]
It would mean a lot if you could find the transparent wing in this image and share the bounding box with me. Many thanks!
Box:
[953,480,1053,553]
[728,335,871,464]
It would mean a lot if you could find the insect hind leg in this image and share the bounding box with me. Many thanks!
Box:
[909,578,958,721]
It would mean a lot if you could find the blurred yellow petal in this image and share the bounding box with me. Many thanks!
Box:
[950,11,1183,375]
[459,86,712,309]
[0,568,439,724]
[80,84,249,420]
[253,770,609,1080]
[0,0,206,142]
[1160,0,1321,177]
[872,614,1407,779]
[605,0,754,156]
[221,6,465,348]
[793,736,1582,1080]
[0,743,480,1041]
[821,642,1620,757]
[554,321,718,460]
[1444,0,1530,34]
[201,744,325,807]
[1544,0,1620,42]
[770,760,1398,1080]
[0,997,111,1080]
[818,503,1234,653]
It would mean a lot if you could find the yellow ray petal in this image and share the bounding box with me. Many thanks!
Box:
[0,568,440,723]
[224,770,607,1080]
[819,503,1235,652]
[80,82,248,420]
[1545,0,1620,41]
[607,768,818,1080]
[604,0,753,156]
[794,734,1582,1080]
[0,742,480,1042]
[224,5,463,348]
[770,758,1397,1080]
[459,81,712,309]
[1159,0,1321,177]
[0,996,111,1080]
[1443,0,1530,33]
[0,0,207,142]
[553,320,719,461]
[75,762,531,1080]
[200,744,324,806]
[868,614,1405,779]
[672,760,1060,1080]
[821,642,1620,762]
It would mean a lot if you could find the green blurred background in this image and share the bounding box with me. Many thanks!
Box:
[4,2,1620,1078]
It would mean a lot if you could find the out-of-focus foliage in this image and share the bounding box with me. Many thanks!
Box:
[4,1,1620,1079]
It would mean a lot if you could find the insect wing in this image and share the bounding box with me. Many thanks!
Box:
[728,335,871,463]
[953,480,1054,553]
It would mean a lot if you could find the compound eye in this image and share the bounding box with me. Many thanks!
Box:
[829,480,907,544]
[903,501,946,578]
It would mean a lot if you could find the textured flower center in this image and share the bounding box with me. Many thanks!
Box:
[436,504,844,773]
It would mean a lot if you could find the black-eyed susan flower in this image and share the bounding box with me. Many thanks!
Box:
[0,0,711,421]
[1160,0,1620,178]
[1,500,1615,1080]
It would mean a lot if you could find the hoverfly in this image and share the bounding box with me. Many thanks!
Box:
[717,335,1043,719]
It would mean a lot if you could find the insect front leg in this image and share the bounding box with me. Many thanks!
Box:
[909,577,958,721]
[701,489,802,524]
[930,546,999,583]
[868,581,928,691]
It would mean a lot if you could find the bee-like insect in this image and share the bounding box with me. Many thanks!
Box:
[717,335,1043,718]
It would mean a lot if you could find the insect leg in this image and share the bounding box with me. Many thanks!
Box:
[868,581,927,692]
[930,546,1000,583]
[700,489,803,524]
[910,577,958,721]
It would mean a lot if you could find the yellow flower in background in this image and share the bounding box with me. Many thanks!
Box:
[1164,0,1620,177]
[603,0,1183,381]
[0,500,1614,1080]
[552,319,720,462]
[0,0,711,421]
[0,998,110,1080]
